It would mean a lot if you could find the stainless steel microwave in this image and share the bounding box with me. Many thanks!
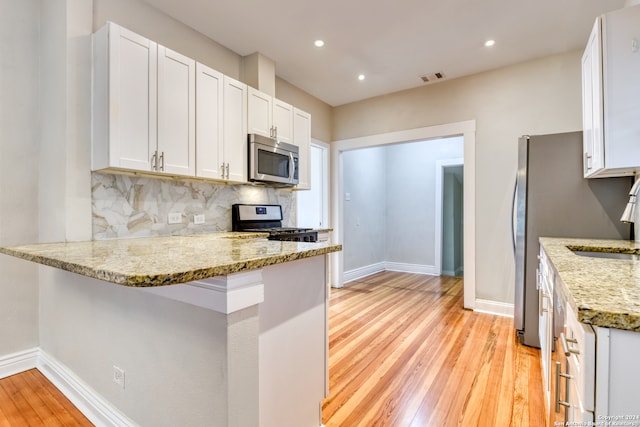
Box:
[248,134,299,186]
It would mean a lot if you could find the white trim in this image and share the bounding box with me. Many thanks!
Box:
[343,262,386,283]
[332,120,476,308]
[384,262,438,276]
[474,299,514,318]
[0,348,39,379]
[37,351,135,427]
[434,158,464,277]
[137,269,264,314]
[343,262,438,284]
[0,349,134,426]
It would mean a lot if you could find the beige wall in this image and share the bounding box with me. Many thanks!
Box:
[333,51,583,303]
[0,0,40,356]
[276,77,333,142]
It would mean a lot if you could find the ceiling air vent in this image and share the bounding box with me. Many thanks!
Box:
[420,72,446,83]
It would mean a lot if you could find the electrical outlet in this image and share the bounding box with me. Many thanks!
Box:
[168,212,182,224]
[193,214,205,225]
[113,365,125,389]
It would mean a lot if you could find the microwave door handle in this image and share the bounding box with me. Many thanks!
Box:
[289,152,295,184]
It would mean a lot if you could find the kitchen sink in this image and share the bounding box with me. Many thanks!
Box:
[571,250,640,261]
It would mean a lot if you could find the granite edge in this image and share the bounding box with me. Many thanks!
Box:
[0,242,342,288]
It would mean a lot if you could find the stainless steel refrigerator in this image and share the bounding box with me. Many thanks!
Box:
[514,131,631,347]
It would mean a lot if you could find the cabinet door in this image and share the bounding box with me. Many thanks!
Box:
[273,99,294,144]
[293,108,311,190]
[602,6,640,170]
[247,87,272,138]
[157,46,196,176]
[106,23,157,172]
[223,76,248,183]
[195,63,224,179]
[582,18,604,177]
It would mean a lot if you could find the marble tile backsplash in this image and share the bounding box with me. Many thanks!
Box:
[92,173,296,240]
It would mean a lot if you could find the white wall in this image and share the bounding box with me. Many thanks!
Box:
[333,51,583,303]
[342,137,463,274]
[342,147,387,271]
[385,137,463,266]
[0,0,41,355]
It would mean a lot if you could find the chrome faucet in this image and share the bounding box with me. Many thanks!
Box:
[621,179,640,232]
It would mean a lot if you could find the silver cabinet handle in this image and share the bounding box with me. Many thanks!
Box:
[225,163,230,179]
[584,152,592,171]
[151,151,158,171]
[221,163,225,179]
[159,151,165,172]
[555,361,572,413]
[560,332,580,356]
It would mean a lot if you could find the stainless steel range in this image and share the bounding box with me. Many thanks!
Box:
[232,204,318,242]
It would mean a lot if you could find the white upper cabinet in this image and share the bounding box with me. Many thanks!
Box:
[247,87,273,138]
[93,22,309,186]
[223,76,248,183]
[293,108,311,190]
[247,87,294,143]
[93,22,157,172]
[196,63,224,179]
[582,6,640,178]
[273,98,294,144]
[93,22,195,177]
[157,46,196,176]
[196,65,247,183]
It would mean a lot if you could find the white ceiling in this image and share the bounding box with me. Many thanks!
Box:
[142,0,626,106]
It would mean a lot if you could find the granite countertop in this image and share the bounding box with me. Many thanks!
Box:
[0,232,342,287]
[539,237,640,332]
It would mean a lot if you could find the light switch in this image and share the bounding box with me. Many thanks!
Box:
[345,193,351,201]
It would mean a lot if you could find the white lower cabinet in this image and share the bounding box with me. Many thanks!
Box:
[537,248,554,414]
[542,247,640,424]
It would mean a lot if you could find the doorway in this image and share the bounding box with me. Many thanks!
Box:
[332,120,476,309]
[439,164,464,276]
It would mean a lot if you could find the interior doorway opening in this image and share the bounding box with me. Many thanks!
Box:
[332,120,476,309]
[439,164,464,277]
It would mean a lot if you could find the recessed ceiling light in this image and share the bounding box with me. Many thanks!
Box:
[358,74,366,81]
[485,39,496,47]
[314,40,325,47]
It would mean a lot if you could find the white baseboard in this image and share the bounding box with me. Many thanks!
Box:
[343,262,438,283]
[0,348,39,379]
[343,262,386,283]
[474,299,514,318]
[384,262,438,276]
[0,348,134,427]
[37,351,135,427]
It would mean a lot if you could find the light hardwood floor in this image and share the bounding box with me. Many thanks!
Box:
[0,368,92,426]
[0,272,544,426]
[322,271,545,427]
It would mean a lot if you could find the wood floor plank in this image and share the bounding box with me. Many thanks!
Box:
[322,272,545,427]
[0,369,93,426]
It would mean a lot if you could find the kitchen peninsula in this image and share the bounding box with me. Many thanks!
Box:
[0,233,341,427]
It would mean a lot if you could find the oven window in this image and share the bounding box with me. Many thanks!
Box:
[258,149,289,178]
